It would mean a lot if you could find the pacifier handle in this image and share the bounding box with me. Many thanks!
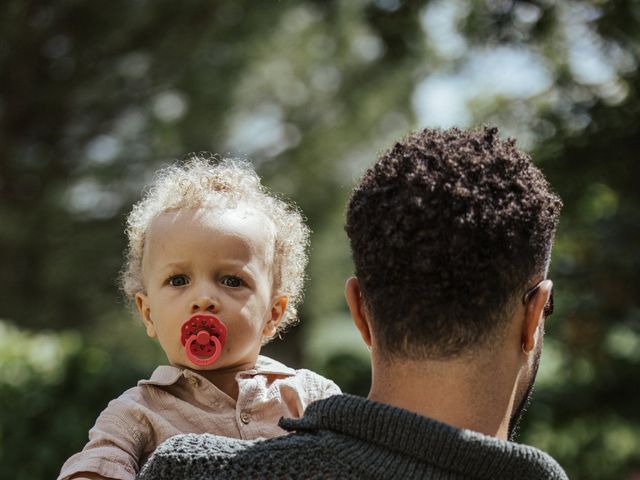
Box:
[185,333,223,366]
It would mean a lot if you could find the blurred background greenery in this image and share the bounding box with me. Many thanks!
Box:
[1,0,639,478]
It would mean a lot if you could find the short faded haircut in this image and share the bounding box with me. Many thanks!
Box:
[345,127,562,359]
[120,156,310,335]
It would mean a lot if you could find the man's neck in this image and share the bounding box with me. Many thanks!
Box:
[367,349,521,440]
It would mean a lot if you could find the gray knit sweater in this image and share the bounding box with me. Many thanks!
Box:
[138,394,568,479]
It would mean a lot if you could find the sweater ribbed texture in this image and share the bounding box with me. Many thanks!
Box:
[138,394,568,480]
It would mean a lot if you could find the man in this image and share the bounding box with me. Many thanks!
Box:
[138,127,568,479]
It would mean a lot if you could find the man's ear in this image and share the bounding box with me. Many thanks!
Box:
[264,296,288,337]
[135,292,157,338]
[522,280,553,353]
[345,277,372,348]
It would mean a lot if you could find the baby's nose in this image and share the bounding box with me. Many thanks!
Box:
[190,295,219,314]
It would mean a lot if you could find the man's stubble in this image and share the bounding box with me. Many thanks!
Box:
[508,338,543,441]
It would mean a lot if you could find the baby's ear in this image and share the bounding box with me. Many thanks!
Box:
[135,292,157,338]
[264,296,288,337]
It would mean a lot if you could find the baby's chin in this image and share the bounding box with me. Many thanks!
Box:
[170,358,221,371]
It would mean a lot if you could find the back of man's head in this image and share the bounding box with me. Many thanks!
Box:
[345,126,562,360]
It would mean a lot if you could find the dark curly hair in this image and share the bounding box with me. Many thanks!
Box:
[345,127,562,359]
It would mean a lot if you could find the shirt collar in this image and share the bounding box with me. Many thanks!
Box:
[137,355,295,387]
[138,365,184,387]
[280,394,568,479]
[247,355,296,377]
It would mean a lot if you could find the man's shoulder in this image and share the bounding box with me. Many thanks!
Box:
[137,395,570,480]
[153,432,259,458]
[137,434,250,479]
[137,432,333,479]
[514,443,568,480]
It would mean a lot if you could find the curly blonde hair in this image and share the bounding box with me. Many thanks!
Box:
[120,156,310,336]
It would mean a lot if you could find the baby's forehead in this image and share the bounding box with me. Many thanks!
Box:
[152,204,273,229]
[146,205,278,262]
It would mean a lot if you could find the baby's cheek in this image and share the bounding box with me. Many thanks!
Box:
[238,301,268,323]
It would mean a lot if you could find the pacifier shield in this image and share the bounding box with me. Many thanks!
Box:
[180,315,227,366]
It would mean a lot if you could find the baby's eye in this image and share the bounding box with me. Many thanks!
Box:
[220,276,244,288]
[168,275,189,287]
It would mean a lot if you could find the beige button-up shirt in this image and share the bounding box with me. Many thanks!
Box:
[58,355,341,480]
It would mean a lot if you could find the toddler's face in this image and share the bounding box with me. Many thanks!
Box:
[135,206,285,371]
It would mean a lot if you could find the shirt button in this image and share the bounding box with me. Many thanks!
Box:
[188,377,199,387]
[240,412,251,424]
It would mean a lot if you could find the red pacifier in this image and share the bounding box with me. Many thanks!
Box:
[180,315,227,366]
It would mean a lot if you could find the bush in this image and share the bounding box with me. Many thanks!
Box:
[0,321,149,479]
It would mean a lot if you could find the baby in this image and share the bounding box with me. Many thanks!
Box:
[59,157,341,480]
